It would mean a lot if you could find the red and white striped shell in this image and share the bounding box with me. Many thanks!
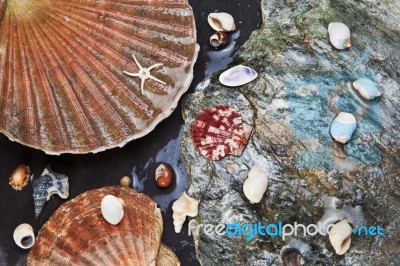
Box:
[191,105,252,160]
[27,186,180,265]
[0,0,198,154]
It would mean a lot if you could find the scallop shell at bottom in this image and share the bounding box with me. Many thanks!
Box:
[27,186,179,265]
[0,0,198,154]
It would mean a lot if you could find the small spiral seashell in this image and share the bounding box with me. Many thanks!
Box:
[243,166,269,203]
[219,65,258,87]
[280,247,305,266]
[13,223,35,249]
[101,195,125,225]
[210,32,229,48]
[32,167,69,218]
[155,163,174,188]
[330,112,356,144]
[9,165,31,191]
[353,78,381,100]
[208,12,236,32]
[328,22,351,49]
[328,219,352,255]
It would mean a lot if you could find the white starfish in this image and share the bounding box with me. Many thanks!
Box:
[123,53,166,94]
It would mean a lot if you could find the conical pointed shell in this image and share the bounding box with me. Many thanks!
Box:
[0,0,198,154]
[208,12,236,32]
[172,192,199,233]
[27,186,164,265]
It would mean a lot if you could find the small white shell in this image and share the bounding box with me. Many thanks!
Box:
[208,12,236,32]
[353,78,381,100]
[13,223,35,249]
[329,219,352,255]
[210,32,228,48]
[172,192,199,233]
[328,22,351,49]
[243,166,269,203]
[219,65,258,87]
[330,112,356,144]
[101,195,125,225]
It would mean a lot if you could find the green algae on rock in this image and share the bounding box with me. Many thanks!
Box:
[181,0,400,265]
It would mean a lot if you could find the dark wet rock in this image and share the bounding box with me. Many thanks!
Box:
[181,0,400,265]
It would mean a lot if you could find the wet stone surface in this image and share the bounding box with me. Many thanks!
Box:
[181,0,400,265]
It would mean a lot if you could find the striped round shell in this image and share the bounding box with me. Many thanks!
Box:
[191,105,252,160]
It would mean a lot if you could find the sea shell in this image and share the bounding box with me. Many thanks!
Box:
[158,244,180,266]
[328,219,352,255]
[353,78,381,100]
[330,112,357,144]
[32,167,69,218]
[0,0,198,155]
[191,105,253,160]
[9,165,31,190]
[210,32,228,48]
[219,65,258,87]
[155,163,174,188]
[243,166,269,204]
[119,176,132,187]
[27,186,179,265]
[208,12,236,32]
[172,192,199,233]
[280,247,305,266]
[101,195,125,225]
[13,223,35,249]
[328,22,351,49]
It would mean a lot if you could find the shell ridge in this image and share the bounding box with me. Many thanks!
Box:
[29,18,98,147]
[112,188,139,263]
[49,5,188,67]
[62,2,193,37]
[1,10,16,131]
[22,19,70,147]
[46,10,158,121]
[15,18,39,144]
[40,16,134,142]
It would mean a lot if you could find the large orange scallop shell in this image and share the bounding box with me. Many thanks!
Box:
[27,186,179,265]
[0,0,198,154]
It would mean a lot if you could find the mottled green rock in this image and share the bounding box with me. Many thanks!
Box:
[181,0,400,265]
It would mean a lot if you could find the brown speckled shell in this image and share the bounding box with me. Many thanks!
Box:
[27,186,177,265]
[191,105,252,160]
[0,0,198,154]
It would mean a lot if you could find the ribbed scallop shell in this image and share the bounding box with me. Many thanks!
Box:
[27,186,178,265]
[191,105,252,160]
[0,0,198,154]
